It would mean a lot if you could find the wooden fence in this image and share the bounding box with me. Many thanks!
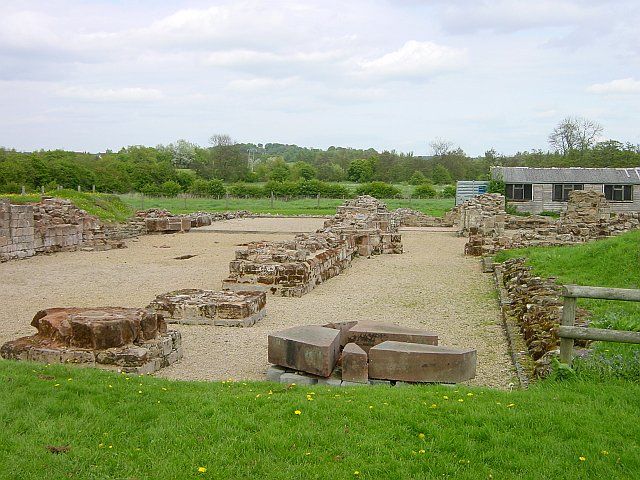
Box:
[559,285,640,364]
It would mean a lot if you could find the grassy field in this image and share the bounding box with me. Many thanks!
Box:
[119,194,455,217]
[0,360,639,480]
[1,190,134,223]
[495,230,640,379]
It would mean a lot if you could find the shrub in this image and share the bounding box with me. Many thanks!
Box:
[263,180,298,197]
[355,181,401,199]
[141,183,162,196]
[190,179,226,197]
[159,180,182,197]
[413,183,436,199]
[441,185,456,198]
[228,182,264,198]
[409,171,428,185]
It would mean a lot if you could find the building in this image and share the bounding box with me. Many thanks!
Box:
[491,166,640,213]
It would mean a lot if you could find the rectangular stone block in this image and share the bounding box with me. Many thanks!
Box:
[345,322,438,352]
[268,325,340,377]
[341,342,368,384]
[368,341,477,383]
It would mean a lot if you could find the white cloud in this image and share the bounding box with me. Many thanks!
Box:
[227,77,299,91]
[358,41,466,79]
[587,78,640,94]
[55,86,164,102]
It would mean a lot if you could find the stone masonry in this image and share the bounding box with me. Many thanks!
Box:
[1,307,182,374]
[148,289,267,327]
[223,196,403,297]
[0,197,119,262]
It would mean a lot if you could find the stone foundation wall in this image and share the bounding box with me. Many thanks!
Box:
[391,208,454,228]
[463,191,640,256]
[0,198,116,262]
[224,196,402,297]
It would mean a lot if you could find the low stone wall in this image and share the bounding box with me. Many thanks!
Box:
[223,196,402,297]
[495,258,589,377]
[0,198,119,262]
[392,208,454,228]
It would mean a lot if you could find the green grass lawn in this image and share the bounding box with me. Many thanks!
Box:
[1,360,639,480]
[495,230,640,379]
[119,194,454,217]
[1,190,134,223]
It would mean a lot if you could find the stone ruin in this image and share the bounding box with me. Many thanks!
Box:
[148,289,266,327]
[461,191,640,256]
[266,321,477,386]
[392,208,457,228]
[0,197,122,262]
[0,307,182,374]
[494,258,590,378]
[223,196,403,296]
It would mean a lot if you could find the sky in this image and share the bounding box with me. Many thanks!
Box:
[1,0,639,156]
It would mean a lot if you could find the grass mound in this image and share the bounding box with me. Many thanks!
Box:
[0,360,638,479]
[1,190,134,223]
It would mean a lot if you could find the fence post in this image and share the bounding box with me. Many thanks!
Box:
[41,186,45,194]
[317,193,320,208]
[559,296,577,364]
[92,185,96,193]
[77,185,81,192]
[21,185,26,195]
[270,191,274,208]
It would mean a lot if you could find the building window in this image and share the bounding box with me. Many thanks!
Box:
[552,184,583,202]
[604,185,633,202]
[505,183,532,201]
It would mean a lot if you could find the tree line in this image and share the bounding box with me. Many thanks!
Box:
[2,118,639,196]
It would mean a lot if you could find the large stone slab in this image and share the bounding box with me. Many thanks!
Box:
[268,326,340,377]
[368,341,476,383]
[345,322,438,352]
[341,342,368,384]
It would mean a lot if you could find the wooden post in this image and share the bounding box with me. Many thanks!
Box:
[559,296,577,364]
[21,185,26,195]
[92,185,96,193]
[270,191,274,208]
[317,193,320,208]
[77,185,81,192]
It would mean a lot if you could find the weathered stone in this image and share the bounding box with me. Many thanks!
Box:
[268,325,340,377]
[266,365,286,382]
[368,341,477,383]
[323,321,358,347]
[341,342,368,384]
[279,372,318,385]
[345,322,438,353]
[148,289,266,327]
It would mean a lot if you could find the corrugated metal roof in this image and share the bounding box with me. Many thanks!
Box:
[491,166,640,184]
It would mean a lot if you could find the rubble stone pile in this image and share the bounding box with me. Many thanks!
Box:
[463,192,639,256]
[266,320,476,386]
[0,307,182,374]
[148,289,266,327]
[1,197,119,262]
[223,196,403,297]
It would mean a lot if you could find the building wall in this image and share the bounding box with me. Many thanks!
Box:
[511,184,640,214]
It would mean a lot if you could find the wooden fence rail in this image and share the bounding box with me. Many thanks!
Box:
[559,285,640,364]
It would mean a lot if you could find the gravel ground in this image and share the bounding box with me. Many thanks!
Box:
[0,218,514,389]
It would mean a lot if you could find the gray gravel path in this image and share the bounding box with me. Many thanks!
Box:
[0,218,514,388]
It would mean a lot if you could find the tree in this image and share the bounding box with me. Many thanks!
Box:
[429,137,454,157]
[548,116,603,154]
[432,164,452,185]
[409,171,428,185]
[347,159,374,183]
[159,139,197,168]
[209,134,234,147]
[291,161,316,180]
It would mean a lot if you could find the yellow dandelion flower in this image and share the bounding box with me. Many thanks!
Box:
[430,404,437,409]
[108,384,113,388]
[579,456,586,462]
[67,378,72,381]
[443,396,449,400]
[383,402,388,406]
[198,466,207,473]
[268,390,273,395]
[256,394,261,398]
[507,403,515,408]
[305,452,311,456]
[108,445,113,449]
[458,399,464,403]
[294,410,302,415]
[162,387,167,391]
[54,384,60,387]
[98,443,104,448]
[138,390,142,394]
[419,449,425,454]
[353,471,360,476]
[467,393,473,397]
[418,433,425,439]
[411,450,417,455]
[601,450,609,455]
[369,405,373,409]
